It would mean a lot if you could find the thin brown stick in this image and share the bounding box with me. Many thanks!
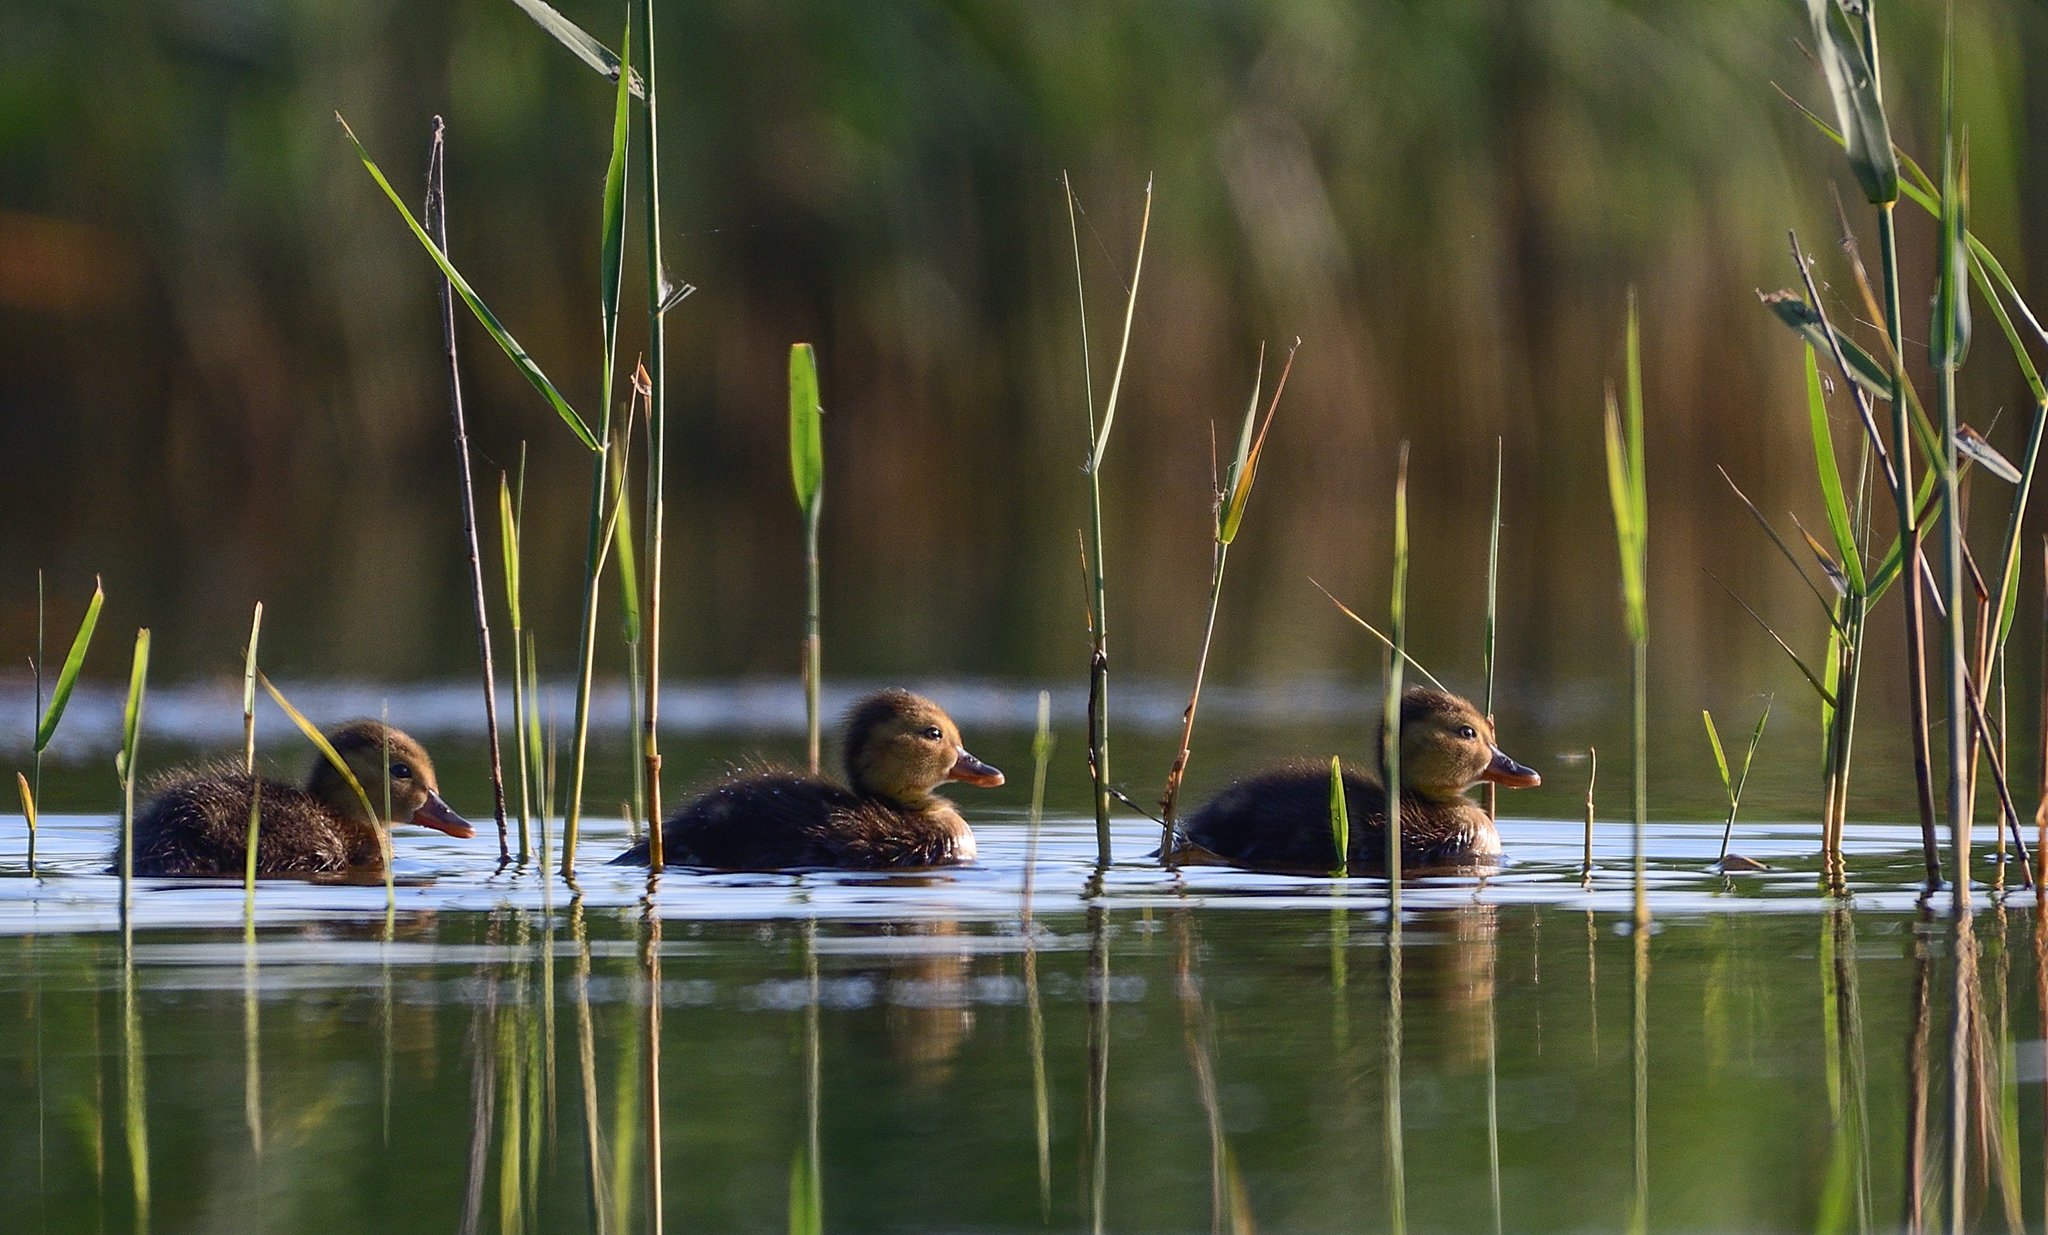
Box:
[426,117,510,859]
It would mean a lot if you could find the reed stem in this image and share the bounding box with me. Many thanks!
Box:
[1383,444,1409,911]
[425,116,511,861]
[637,0,669,868]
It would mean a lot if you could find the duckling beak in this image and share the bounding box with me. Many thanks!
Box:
[946,747,1005,788]
[411,790,477,839]
[1481,747,1541,789]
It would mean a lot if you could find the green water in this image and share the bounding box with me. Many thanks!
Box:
[2,800,2043,1233]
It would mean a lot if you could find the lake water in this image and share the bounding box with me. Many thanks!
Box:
[3,720,2043,1233]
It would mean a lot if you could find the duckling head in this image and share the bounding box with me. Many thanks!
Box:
[842,689,1005,808]
[308,721,477,838]
[1388,687,1541,803]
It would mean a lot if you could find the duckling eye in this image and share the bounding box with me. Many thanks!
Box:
[920,726,944,742]
[389,762,413,781]
[1456,726,1477,741]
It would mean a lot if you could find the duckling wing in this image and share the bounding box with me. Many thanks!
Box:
[618,771,863,869]
[126,767,356,876]
[1178,760,1388,873]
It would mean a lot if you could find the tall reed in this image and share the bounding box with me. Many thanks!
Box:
[1483,439,1503,823]
[425,116,511,860]
[790,344,826,773]
[23,576,103,873]
[1601,296,1649,928]
[1329,757,1349,879]
[1159,340,1296,850]
[561,24,639,876]
[1063,172,1152,870]
[499,452,536,857]
[1930,6,1969,907]
[635,0,678,865]
[1381,445,1410,908]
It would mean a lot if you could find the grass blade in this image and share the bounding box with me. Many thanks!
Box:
[507,0,643,95]
[1087,177,1153,473]
[1803,0,1899,205]
[790,343,825,773]
[1309,579,1447,691]
[1702,710,1732,798]
[1761,292,1891,401]
[34,577,103,753]
[257,672,378,831]
[336,114,597,451]
[598,19,633,406]
[1217,339,1299,545]
[1329,756,1349,878]
[117,628,151,926]
[789,343,825,510]
[1806,346,1866,593]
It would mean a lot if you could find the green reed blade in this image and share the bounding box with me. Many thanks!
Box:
[1329,756,1349,878]
[598,18,633,407]
[1735,699,1772,804]
[336,114,597,451]
[1383,444,1409,904]
[1804,0,1898,205]
[789,343,824,511]
[1701,710,1732,799]
[117,628,150,924]
[1484,437,1503,716]
[1806,346,1866,594]
[1761,293,1891,402]
[507,0,643,95]
[258,672,377,827]
[498,472,523,630]
[1218,338,1297,545]
[614,450,642,646]
[243,602,264,906]
[790,343,825,773]
[34,578,102,754]
[1088,178,1153,473]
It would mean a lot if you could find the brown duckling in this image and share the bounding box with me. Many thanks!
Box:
[612,689,1004,870]
[123,720,474,877]
[1172,686,1539,872]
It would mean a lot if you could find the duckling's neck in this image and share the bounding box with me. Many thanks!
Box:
[855,778,944,813]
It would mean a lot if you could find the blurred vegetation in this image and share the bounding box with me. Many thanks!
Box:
[1,1,2043,785]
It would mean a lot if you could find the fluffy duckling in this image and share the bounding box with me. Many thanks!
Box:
[1172,686,1539,872]
[124,721,474,877]
[613,689,1004,870]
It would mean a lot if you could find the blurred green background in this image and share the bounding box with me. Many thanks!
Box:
[2,0,2044,814]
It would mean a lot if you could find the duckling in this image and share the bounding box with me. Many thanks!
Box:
[1172,686,1539,872]
[612,689,1004,870]
[123,720,474,877]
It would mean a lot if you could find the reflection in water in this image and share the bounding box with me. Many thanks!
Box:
[1086,903,1110,1235]
[16,878,2048,1230]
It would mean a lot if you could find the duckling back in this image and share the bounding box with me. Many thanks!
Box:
[1176,759,1498,873]
[125,764,378,876]
[612,767,975,870]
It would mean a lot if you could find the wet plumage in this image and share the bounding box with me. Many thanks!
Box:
[1173,687,1540,873]
[122,721,474,877]
[613,689,1003,870]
